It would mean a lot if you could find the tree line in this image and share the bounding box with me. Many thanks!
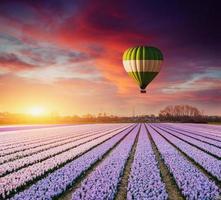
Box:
[159,105,204,122]
[0,105,220,124]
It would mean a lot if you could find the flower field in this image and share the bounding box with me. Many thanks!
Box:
[0,123,220,200]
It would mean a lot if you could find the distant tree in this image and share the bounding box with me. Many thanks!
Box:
[159,105,203,122]
[160,105,202,117]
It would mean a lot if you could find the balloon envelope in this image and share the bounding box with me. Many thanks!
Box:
[122,46,163,93]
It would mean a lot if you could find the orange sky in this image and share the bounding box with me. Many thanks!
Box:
[0,0,220,116]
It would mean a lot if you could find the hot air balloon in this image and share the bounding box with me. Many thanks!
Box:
[122,46,163,93]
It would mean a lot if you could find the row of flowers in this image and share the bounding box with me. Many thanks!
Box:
[10,125,136,200]
[0,124,130,199]
[0,126,126,177]
[0,124,119,156]
[148,124,220,199]
[71,125,139,200]
[127,124,167,199]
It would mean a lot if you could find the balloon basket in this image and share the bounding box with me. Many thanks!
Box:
[140,90,146,93]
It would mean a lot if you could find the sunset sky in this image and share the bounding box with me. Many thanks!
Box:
[0,0,220,116]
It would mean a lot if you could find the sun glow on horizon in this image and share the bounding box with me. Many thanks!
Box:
[28,106,46,116]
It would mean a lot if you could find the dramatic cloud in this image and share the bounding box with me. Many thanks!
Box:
[0,53,36,71]
[0,0,220,115]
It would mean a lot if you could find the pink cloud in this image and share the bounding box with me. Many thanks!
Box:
[0,53,36,71]
[0,1,220,115]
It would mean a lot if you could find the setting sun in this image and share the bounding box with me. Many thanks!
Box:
[28,107,45,116]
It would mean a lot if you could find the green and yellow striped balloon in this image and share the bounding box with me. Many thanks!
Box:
[123,46,163,93]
